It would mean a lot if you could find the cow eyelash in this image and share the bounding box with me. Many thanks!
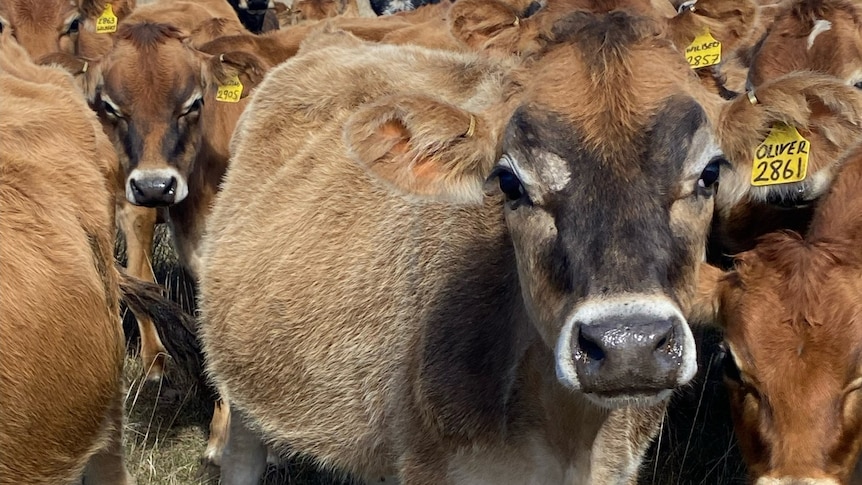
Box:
[100,100,123,120]
[718,342,742,383]
[180,98,203,117]
[66,18,80,35]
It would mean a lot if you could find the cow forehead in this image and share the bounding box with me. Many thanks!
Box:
[103,39,201,109]
[7,0,76,26]
[727,264,862,383]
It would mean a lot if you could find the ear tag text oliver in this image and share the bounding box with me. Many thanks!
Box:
[96,3,118,34]
[750,123,810,186]
[216,74,243,103]
[685,29,721,69]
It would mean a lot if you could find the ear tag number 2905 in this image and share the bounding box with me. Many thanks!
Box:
[96,3,118,34]
[216,75,243,103]
[685,30,721,69]
[750,124,810,186]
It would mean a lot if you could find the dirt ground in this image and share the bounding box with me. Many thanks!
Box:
[119,224,748,485]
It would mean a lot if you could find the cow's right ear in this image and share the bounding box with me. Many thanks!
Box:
[202,51,269,101]
[688,263,726,327]
[344,94,499,205]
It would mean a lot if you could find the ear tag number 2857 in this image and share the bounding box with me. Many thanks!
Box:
[96,3,118,34]
[216,75,243,103]
[685,30,721,69]
[750,124,810,186]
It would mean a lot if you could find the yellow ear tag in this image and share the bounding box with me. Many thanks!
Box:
[215,74,243,103]
[751,124,810,186]
[96,3,118,34]
[685,30,721,69]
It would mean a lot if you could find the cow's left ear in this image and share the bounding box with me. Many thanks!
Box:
[344,94,499,205]
[201,50,269,101]
[667,0,760,55]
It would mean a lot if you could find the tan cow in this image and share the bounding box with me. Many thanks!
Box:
[197,5,861,481]
[694,144,862,485]
[0,32,128,485]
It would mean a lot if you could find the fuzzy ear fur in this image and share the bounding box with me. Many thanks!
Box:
[344,94,499,204]
[667,0,761,55]
[202,50,269,100]
[447,0,544,56]
[716,71,862,210]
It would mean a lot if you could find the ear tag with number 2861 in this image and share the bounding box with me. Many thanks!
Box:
[750,123,810,186]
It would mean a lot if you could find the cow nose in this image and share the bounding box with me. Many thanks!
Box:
[129,175,178,207]
[573,316,683,394]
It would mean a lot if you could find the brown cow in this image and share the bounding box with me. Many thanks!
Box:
[0,32,129,485]
[710,0,862,257]
[197,8,860,482]
[0,0,135,61]
[694,144,862,484]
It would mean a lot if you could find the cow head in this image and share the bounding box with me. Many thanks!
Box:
[90,22,265,207]
[696,235,862,484]
[226,0,275,34]
[346,11,726,407]
[0,0,134,61]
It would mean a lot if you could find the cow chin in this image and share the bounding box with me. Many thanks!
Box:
[755,478,841,485]
[582,389,675,410]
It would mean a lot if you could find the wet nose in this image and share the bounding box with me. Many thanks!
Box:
[573,316,683,394]
[129,175,178,207]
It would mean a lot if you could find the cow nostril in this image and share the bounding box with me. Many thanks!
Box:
[130,178,144,197]
[578,328,606,362]
[164,176,177,195]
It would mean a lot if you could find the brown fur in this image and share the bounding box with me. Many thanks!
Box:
[0,0,135,61]
[748,0,862,87]
[695,147,862,483]
[0,33,128,485]
[198,10,752,482]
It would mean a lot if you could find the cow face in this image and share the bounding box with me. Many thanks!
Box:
[697,238,862,485]
[93,22,263,207]
[95,24,204,207]
[0,0,82,60]
[346,12,725,407]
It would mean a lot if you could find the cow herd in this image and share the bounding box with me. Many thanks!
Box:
[0,0,861,483]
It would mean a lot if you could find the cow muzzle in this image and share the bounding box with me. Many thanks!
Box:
[126,168,189,207]
[555,295,697,407]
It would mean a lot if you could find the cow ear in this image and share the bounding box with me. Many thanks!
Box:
[202,50,268,100]
[688,263,726,327]
[79,0,136,22]
[716,72,862,209]
[448,0,536,55]
[344,94,499,205]
[668,0,760,54]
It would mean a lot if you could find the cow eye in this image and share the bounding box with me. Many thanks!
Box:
[720,343,742,383]
[66,18,80,34]
[180,97,203,117]
[854,81,862,90]
[492,166,526,202]
[100,99,122,120]
[697,157,724,193]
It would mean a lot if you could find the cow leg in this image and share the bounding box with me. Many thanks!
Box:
[220,405,267,485]
[203,397,231,466]
[118,201,167,381]
[81,388,131,485]
[588,402,666,485]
